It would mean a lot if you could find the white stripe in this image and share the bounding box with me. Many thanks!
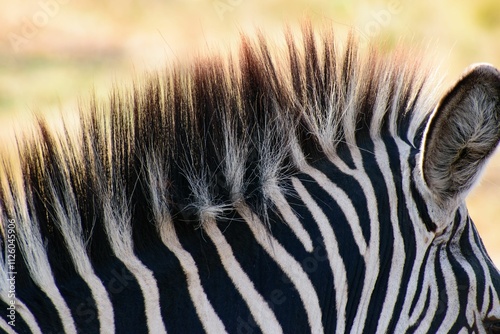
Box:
[0,317,17,334]
[0,253,41,334]
[80,274,114,333]
[406,248,439,334]
[235,204,324,334]
[116,256,167,333]
[158,220,228,334]
[50,186,115,334]
[392,139,434,331]
[1,140,76,332]
[146,156,227,334]
[294,145,380,332]
[339,146,380,334]
[41,285,78,334]
[387,70,406,137]
[417,249,448,332]
[203,219,283,334]
[52,240,114,333]
[372,138,406,333]
[448,208,477,327]
[299,165,367,255]
[468,223,500,319]
[269,188,313,252]
[435,251,460,333]
[104,202,167,334]
[14,219,78,334]
[292,177,348,334]
[8,300,42,334]
[369,77,405,333]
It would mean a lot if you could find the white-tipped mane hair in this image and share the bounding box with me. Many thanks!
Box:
[0,24,440,274]
[3,23,500,334]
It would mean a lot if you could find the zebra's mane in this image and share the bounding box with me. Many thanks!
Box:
[0,25,439,265]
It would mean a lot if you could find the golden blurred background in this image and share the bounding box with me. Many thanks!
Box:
[1,0,499,266]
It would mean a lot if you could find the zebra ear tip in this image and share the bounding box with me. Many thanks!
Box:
[463,62,500,78]
[421,63,500,204]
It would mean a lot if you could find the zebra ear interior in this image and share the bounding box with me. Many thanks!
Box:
[421,64,500,204]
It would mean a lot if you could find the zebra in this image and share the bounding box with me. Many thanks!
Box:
[0,24,499,333]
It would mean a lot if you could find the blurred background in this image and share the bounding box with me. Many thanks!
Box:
[0,0,499,266]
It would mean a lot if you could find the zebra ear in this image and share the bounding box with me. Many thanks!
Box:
[421,64,500,204]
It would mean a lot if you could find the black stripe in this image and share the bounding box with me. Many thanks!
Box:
[408,246,432,320]
[445,211,471,333]
[335,141,356,169]
[409,179,437,233]
[295,172,365,333]
[385,137,419,333]
[134,232,205,333]
[54,274,99,333]
[446,248,470,333]
[224,208,310,334]
[12,245,64,334]
[429,245,447,330]
[407,285,431,333]
[312,157,371,244]
[175,214,258,334]
[93,258,148,334]
[0,298,32,334]
[357,135,394,331]
[17,285,64,334]
[285,178,338,332]
[460,220,486,310]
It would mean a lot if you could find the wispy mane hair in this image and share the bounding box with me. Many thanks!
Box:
[0,24,439,268]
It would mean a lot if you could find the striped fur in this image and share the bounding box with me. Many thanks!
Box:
[1,24,499,333]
